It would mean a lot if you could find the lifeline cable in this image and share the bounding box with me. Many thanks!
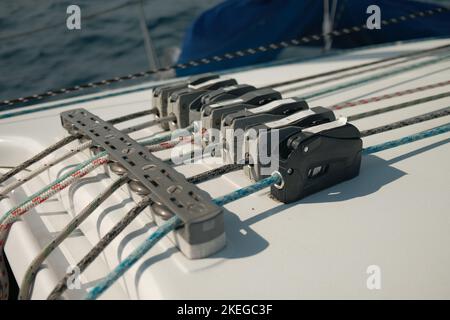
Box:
[1,7,448,109]
[46,163,244,300]
[300,52,450,101]
[348,91,450,121]
[84,172,282,300]
[18,175,130,300]
[331,80,450,110]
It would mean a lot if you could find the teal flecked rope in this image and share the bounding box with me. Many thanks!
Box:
[84,172,282,300]
[213,172,281,207]
[302,53,450,101]
[363,123,450,155]
[0,151,107,225]
[85,120,450,299]
[0,125,195,225]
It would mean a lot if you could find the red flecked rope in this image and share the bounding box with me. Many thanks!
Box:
[331,80,450,110]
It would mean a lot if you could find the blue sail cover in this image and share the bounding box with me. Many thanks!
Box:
[177,0,450,75]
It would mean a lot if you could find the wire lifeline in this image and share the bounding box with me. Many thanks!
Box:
[362,123,450,155]
[301,52,450,101]
[46,163,244,300]
[84,172,282,300]
[348,91,450,122]
[18,175,130,300]
[331,80,450,110]
[1,7,448,109]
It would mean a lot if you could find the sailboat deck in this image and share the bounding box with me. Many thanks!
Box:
[1,37,449,299]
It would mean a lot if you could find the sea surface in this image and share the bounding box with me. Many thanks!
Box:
[0,0,221,102]
[0,0,449,102]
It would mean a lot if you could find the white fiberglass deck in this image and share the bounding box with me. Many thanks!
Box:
[0,38,449,299]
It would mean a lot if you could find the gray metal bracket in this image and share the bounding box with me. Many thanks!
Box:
[60,108,225,259]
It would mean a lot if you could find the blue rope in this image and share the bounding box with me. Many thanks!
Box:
[84,172,281,300]
[363,123,450,155]
[83,122,450,299]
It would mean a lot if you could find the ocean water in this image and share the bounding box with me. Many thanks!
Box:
[0,0,221,102]
[1,0,449,103]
